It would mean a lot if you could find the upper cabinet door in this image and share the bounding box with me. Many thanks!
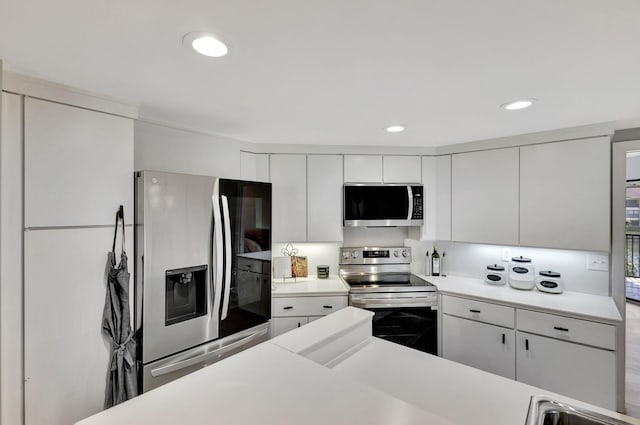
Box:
[24,98,133,227]
[240,152,270,182]
[451,147,519,245]
[270,154,307,242]
[421,155,451,241]
[307,155,343,242]
[343,155,382,182]
[383,156,421,183]
[520,137,610,251]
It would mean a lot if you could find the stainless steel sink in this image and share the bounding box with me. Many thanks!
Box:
[526,396,635,425]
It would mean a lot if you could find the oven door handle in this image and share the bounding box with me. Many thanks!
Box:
[351,297,437,309]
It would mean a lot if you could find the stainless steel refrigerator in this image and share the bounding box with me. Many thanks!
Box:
[134,171,272,391]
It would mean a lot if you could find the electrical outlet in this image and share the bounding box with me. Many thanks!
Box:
[587,255,609,271]
[501,248,511,262]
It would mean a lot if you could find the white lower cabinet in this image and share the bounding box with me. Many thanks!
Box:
[441,295,617,410]
[270,295,348,338]
[442,315,515,379]
[516,331,616,410]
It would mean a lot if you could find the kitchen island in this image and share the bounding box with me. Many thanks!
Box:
[76,307,638,425]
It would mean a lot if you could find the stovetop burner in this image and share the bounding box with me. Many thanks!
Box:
[339,247,436,294]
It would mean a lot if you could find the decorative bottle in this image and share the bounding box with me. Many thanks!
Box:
[431,246,440,277]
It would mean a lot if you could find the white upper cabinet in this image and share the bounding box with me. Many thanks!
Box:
[519,137,610,251]
[240,152,270,182]
[307,155,343,241]
[343,155,383,182]
[383,156,421,183]
[451,147,519,245]
[421,155,451,241]
[270,154,307,242]
[24,98,134,227]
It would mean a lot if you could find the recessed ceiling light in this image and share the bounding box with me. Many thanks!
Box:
[501,99,537,110]
[385,125,406,133]
[183,32,228,57]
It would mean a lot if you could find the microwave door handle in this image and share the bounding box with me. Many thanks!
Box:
[407,186,413,220]
[212,180,224,318]
[150,326,269,377]
[221,195,232,320]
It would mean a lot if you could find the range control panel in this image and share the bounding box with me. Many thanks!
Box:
[340,246,412,265]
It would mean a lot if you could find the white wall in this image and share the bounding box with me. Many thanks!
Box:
[406,240,610,296]
[134,120,253,178]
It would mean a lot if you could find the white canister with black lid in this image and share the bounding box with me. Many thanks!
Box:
[536,270,563,294]
[484,264,506,285]
[509,256,535,290]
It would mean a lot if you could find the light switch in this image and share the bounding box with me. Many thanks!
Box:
[587,255,609,271]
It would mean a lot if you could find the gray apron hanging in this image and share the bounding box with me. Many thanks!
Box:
[102,206,138,407]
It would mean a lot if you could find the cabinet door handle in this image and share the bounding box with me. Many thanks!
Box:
[553,326,569,332]
[283,306,293,310]
[297,322,302,328]
[323,305,333,309]
[469,309,481,313]
[525,339,529,351]
[502,333,505,344]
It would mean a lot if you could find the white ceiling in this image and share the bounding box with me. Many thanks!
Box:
[1,0,640,147]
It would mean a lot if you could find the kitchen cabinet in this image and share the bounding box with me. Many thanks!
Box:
[307,155,343,241]
[270,295,348,338]
[270,154,307,242]
[451,147,519,245]
[442,315,515,379]
[440,294,617,410]
[441,295,516,379]
[421,155,451,241]
[344,155,422,183]
[271,154,343,242]
[519,137,610,251]
[240,151,270,182]
[24,97,134,227]
[516,331,615,410]
[24,227,133,425]
[383,156,421,183]
[343,155,383,182]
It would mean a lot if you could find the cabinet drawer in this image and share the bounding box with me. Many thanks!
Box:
[272,296,347,317]
[516,309,615,350]
[441,295,514,328]
[270,317,309,338]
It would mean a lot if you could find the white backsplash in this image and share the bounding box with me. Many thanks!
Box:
[271,242,342,277]
[404,240,610,296]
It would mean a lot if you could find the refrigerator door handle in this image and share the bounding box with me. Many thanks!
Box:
[149,326,269,377]
[221,195,233,320]
[212,182,224,317]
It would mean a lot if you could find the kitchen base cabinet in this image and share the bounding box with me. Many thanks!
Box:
[271,317,309,336]
[516,331,616,410]
[442,314,515,379]
[270,295,348,338]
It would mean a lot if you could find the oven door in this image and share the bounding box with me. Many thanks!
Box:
[350,292,437,355]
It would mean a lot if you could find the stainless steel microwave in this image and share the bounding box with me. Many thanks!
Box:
[343,183,424,227]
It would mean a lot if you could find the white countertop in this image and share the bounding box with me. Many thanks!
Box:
[271,275,349,297]
[77,307,638,425]
[77,339,453,425]
[332,337,639,425]
[424,274,622,323]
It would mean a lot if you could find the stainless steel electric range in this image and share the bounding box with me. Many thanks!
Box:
[339,246,438,355]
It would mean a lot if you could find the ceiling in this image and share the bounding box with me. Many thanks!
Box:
[1,0,640,147]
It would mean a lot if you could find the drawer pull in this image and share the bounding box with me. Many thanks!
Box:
[469,309,481,313]
[323,305,333,309]
[553,326,569,332]
[502,333,505,344]
[525,339,529,351]
[283,306,294,310]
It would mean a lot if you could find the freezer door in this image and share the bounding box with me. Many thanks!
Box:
[141,322,269,392]
[136,171,219,364]
[218,179,272,339]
